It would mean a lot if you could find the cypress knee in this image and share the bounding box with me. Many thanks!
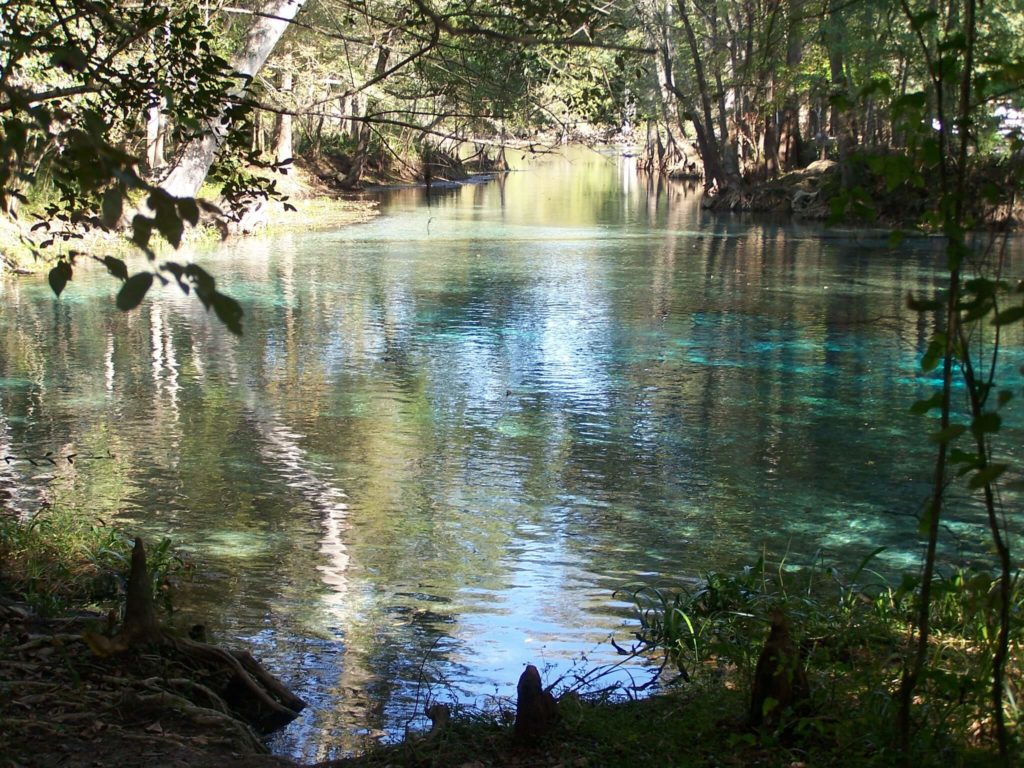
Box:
[514,664,559,745]
[749,610,809,728]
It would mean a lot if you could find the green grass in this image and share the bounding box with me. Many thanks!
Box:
[0,505,184,616]
[329,552,1020,768]
[0,510,1016,766]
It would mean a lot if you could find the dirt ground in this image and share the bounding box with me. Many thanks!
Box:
[0,597,299,768]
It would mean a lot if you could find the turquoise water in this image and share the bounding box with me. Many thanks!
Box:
[0,150,1020,759]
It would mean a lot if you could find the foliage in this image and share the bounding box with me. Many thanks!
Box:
[621,553,1023,763]
[0,0,300,333]
[0,505,186,616]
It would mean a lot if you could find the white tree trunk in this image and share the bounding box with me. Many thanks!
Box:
[160,0,306,198]
[146,98,166,171]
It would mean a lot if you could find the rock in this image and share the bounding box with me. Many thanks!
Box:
[803,159,838,176]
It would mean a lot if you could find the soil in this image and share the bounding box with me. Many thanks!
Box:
[0,597,300,768]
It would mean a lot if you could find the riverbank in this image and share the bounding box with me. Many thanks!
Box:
[697,153,1024,228]
[0,162,380,275]
[2,507,1018,767]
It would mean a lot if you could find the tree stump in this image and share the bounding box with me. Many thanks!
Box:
[83,537,305,734]
[749,610,809,728]
[513,664,559,746]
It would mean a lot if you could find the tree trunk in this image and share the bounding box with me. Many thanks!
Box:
[676,0,729,190]
[779,3,804,169]
[160,0,307,199]
[824,0,855,187]
[339,29,397,189]
[274,69,294,172]
[146,98,166,172]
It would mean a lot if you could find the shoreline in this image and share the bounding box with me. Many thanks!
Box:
[3,149,1020,280]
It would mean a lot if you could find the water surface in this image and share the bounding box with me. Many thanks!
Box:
[0,150,1020,760]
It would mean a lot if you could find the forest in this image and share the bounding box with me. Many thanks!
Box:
[0,0,1022,766]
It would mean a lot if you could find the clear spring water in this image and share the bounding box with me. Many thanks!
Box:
[0,149,1020,760]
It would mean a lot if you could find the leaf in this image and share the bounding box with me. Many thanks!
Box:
[921,334,946,372]
[51,46,88,72]
[969,464,1007,490]
[153,203,184,248]
[132,215,153,252]
[929,424,966,444]
[177,198,200,227]
[921,138,941,166]
[102,256,128,281]
[949,448,980,471]
[970,412,1001,438]
[101,188,122,228]
[116,272,154,311]
[938,33,967,53]
[48,261,72,297]
[185,263,216,308]
[211,291,243,335]
[910,392,943,415]
[909,9,939,30]
[993,305,1024,326]
[907,293,942,312]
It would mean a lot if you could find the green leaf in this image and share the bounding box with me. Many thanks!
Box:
[132,215,153,252]
[921,138,941,166]
[929,424,966,444]
[997,390,1013,408]
[48,261,72,297]
[949,448,980,470]
[908,293,942,312]
[921,334,946,372]
[993,305,1024,326]
[116,272,154,311]
[960,296,994,323]
[910,392,943,415]
[101,188,123,228]
[102,256,128,281]
[211,291,244,335]
[969,464,1007,489]
[970,412,1001,438]
[938,33,967,53]
[909,9,938,30]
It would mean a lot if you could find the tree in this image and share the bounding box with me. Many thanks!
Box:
[0,0,266,332]
[158,0,308,199]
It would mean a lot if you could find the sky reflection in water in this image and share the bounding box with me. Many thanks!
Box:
[0,150,1020,761]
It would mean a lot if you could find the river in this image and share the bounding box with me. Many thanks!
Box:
[0,149,1020,760]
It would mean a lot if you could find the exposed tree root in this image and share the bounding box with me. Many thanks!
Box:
[1,538,305,767]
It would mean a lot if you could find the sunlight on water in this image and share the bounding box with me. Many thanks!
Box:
[0,148,1021,760]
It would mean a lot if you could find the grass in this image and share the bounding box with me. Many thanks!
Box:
[328,551,1020,768]
[0,509,1017,766]
[0,505,185,617]
[0,162,378,278]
